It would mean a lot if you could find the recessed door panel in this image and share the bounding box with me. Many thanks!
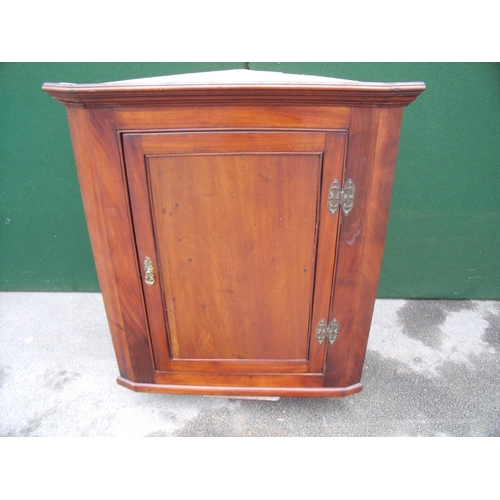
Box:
[148,153,320,360]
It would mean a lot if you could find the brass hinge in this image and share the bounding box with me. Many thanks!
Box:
[316,318,339,345]
[327,179,355,216]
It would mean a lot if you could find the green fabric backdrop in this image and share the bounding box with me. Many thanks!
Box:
[1,62,499,298]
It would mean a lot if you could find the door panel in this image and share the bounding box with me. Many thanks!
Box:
[123,131,345,379]
[148,153,321,360]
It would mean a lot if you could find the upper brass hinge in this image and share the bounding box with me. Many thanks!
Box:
[327,179,355,216]
[316,318,339,345]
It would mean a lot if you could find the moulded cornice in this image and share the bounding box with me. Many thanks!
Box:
[43,69,426,108]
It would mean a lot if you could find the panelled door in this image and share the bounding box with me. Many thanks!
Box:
[123,131,346,385]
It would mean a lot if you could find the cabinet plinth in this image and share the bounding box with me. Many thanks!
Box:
[43,70,425,397]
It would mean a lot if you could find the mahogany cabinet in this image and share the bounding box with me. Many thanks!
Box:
[43,70,425,397]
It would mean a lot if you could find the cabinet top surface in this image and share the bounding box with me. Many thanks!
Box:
[42,69,426,107]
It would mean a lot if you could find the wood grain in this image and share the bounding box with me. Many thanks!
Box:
[66,106,135,379]
[120,135,172,371]
[342,107,405,386]
[85,108,155,383]
[140,130,326,153]
[115,105,350,131]
[325,107,405,388]
[150,153,320,360]
[307,132,347,373]
[169,359,308,374]
[154,371,324,387]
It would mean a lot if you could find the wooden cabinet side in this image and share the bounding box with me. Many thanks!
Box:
[66,106,155,383]
[325,106,405,388]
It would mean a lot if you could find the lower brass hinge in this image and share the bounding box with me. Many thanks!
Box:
[316,318,339,345]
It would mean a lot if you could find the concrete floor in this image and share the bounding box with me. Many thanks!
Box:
[1,292,499,437]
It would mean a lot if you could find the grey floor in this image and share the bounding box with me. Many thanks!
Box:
[1,292,499,437]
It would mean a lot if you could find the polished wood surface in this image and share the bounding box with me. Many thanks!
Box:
[149,153,319,360]
[325,107,405,387]
[43,70,425,397]
[114,105,351,131]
